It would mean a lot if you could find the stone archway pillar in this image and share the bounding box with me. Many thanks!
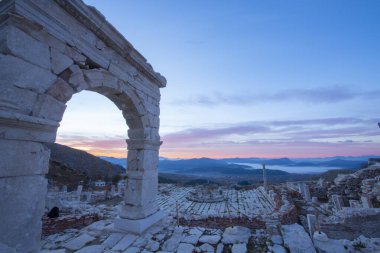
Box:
[115,138,163,234]
[0,114,58,252]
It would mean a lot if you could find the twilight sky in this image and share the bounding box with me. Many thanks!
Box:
[57,0,380,158]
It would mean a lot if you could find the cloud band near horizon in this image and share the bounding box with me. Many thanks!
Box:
[57,117,380,159]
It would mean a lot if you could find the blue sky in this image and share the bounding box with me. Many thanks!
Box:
[57,0,380,158]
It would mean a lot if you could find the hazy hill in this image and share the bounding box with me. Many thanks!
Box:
[46,143,124,188]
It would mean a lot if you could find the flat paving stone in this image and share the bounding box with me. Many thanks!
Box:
[64,233,95,251]
[75,245,104,253]
[102,233,125,249]
[177,243,195,253]
[112,234,138,251]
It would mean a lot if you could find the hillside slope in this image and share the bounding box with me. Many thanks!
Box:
[46,143,123,188]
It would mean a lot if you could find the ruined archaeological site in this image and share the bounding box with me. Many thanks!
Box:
[0,0,379,253]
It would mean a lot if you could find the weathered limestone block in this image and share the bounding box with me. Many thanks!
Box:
[361,196,373,208]
[0,54,56,93]
[0,111,58,142]
[108,62,134,85]
[121,173,158,219]
[281,224,316,253]
[332,194,344,211]
[46,78,74,103]
[32,94,67,122]
[127,128,161,141]
[0,84,38,115]
[64,45,87,65]
[307,214,317,237]
[0,25,50,69]
[60,65,88,92]
[64,233,96,251]
[83,69,119,90]
[222,226,251,244]
[0,139,50,178]
[51,47,73,75]
[0,175,47,253]
[127,149,159,171]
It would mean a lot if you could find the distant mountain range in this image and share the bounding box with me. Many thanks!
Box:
[45,143,377,187]
[100,155,373,170]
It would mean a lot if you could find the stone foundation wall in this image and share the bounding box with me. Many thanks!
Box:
[320,213,380,240]
[42,213,100,236]
[179,217,266,229]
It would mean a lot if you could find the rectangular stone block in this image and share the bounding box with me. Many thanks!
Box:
[332,194,344,211]
[83,69,119,89]
[361,196,373,208]
[0,54,56,93]
[0,83,38,115]
[307,214,317,236]
[32,94,67,122]
[114,210,163,235]
[0,25,50,69]
[66,65,88,92]
[0,139,50,178]
[0,175,47,253]
[0,116,58,143]
[124,174,157,207]
[51,47,73,75]
[46,78,74,103]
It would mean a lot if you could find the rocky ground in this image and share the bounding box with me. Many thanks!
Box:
[40,215,380,253]
[37,162,380,253]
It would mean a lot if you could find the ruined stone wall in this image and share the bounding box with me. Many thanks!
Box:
[42,213,100,236]
[320,213,380,240]
[179,217,266,230]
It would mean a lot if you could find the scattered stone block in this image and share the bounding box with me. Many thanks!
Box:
[332,195,344,211]
[349,200,361,208]
[199,243,214,252]
[199,234,221,245]
[181,234,200,244]
[361,196,373,208]
[216,243,224,253]
[313,231,349,253]
[177,243,195,253]
[307,214,317,237]
[222,226,251,244]
[272,244,286,253]
[281,224,316,253]
[232,243,247,253]
[271,235,283,245]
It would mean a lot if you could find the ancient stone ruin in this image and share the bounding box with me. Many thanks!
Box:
[0,0,165,251]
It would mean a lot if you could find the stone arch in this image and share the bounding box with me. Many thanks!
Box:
[0,1,166,252]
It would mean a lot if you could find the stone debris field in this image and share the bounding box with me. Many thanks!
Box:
[36,161,380,253]
[158,185,276,220]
